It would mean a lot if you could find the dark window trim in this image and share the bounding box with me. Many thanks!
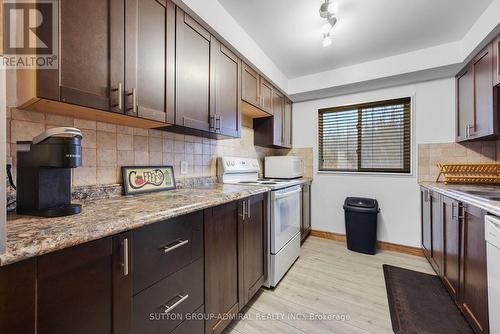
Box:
[318,97,412,174]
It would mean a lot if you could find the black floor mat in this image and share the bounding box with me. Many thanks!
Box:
[383,264,474,334]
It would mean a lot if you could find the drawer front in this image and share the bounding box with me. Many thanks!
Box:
[133,211,203,293]
[133,258,204,334]
[170,305,204,334]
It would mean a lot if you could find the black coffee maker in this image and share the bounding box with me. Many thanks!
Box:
[16,127,83,217]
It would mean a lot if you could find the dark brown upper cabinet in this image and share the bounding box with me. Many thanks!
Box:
[283,98,293,148]
[241,63,261,108]
[494,35,500,86]
[212,39,242,137]
[37,0,124,112]
[124,0,175,123]
[260,79,274,114]
[457,65,474,141]
[253,92,292,149]
[473,43,494,138]
[272,90,284,146]
[456,40,499,142]
[175,8,212,132]
[241,62,274,116]
[460,205,489,334]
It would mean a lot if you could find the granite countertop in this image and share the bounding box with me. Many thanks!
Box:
[419,182,500,216]
[1,184,270,267]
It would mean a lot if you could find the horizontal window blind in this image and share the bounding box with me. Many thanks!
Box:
[319,98,411,173]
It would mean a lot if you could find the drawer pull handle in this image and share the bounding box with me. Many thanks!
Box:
[163,294,189,314]
[162,239,189,254]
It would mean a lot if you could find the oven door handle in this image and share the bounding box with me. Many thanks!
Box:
[274,188,301,199]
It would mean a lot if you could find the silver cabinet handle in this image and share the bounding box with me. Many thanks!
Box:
[451,202,456,220]
[468,124,474,137]
[458,203,465,220]
[162,239,189,254]
[215,115,221,133]
[239,200,247,219]
[163,294,189,314]
[247,199,251,219]
[123,238,129,276]
[209,115,215,130]
[112,82,123,110]
[127,88,137,114]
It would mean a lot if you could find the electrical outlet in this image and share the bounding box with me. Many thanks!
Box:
[180,161,188,175]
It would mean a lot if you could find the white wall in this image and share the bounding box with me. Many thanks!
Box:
[175,0,288,91]
[293,78,456,247]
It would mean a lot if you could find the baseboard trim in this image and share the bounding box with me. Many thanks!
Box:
[310,229,424,257]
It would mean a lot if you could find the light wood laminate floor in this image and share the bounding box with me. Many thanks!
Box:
[224,236,434,334]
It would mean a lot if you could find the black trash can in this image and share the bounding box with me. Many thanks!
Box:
[343,197,380,255]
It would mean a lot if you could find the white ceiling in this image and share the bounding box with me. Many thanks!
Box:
[218,0,493,79]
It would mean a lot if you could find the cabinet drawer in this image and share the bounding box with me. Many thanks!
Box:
[133,258,204,334]
[133,211,203,293]
[170,305,204,334]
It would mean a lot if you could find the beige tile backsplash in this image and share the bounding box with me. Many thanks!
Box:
[6,109,278,186]
[418,141,499,182]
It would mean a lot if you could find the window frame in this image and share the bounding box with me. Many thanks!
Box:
[318,97,412,175]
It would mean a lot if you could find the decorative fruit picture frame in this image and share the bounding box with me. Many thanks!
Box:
[121,166,176,195]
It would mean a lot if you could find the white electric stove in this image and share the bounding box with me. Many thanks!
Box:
[218,157,301,288]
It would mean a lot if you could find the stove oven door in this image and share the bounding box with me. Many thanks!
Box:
[271,186,302,254]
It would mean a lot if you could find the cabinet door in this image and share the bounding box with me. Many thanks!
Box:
[0,259,36,334]
[456,65,474,141]
[43,0,124,112]
[125,0,175,122]
[205,201,241,334]
[301,183,311,243]
[260,79,274,114]
[421,188,432,260]
[241,63,260,108]
[113,233,133,334]
[283,99,293,148]
[495,35,500,86]
[213,39,242,137]
[442,196,460,301]
[239,194,266,305]
[37,238,114,334]
[175,9,212,131]
[430,191,443,275]
[273,90,284,146]
[472,43,494,138]
[460,205,489,334]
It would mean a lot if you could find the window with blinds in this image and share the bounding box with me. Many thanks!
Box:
[318,98,411,173]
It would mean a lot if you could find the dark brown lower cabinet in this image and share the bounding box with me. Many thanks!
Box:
[460,205,489,334]
[239,193,267,306]
[442,196,461,301]
[37,234,130,334]
[421,187,490,334]
[204,201,241,334]
[204,194,267,334]
[421,187,442,274]
[133,259,204,334]
[0,258,36,334]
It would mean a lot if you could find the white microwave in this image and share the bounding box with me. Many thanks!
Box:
[265,156,303,179]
